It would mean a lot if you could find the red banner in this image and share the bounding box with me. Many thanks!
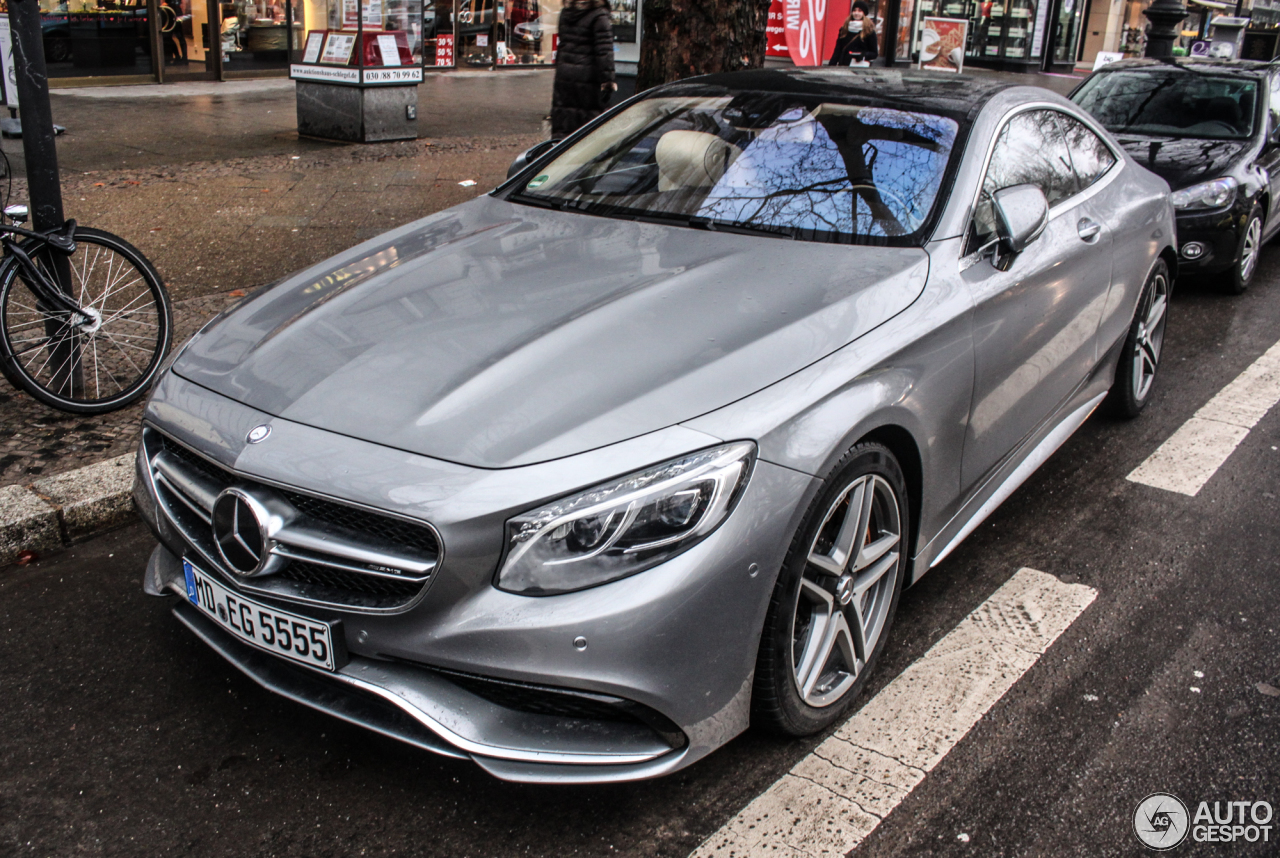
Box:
[784,0,852,66]
[766,0,788,58]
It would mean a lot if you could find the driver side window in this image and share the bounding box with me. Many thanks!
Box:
[969,109,1078,252]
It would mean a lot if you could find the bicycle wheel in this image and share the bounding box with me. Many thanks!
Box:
[0,226,173,414]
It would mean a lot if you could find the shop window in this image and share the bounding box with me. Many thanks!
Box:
[39,0,155,78]
[297,0,423,67]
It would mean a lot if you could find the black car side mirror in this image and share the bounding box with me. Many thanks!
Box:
[507,139,558,179]
[992,184,1049,254]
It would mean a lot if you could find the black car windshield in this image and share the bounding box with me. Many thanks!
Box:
[1073,69,1259,140]
[509,92,962,245]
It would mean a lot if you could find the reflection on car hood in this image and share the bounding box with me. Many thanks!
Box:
[1113,134,1252,190]
[175,196,928,468]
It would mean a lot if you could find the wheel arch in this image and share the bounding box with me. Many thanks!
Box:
[857,423,924,583]
[1159,243,1178,285]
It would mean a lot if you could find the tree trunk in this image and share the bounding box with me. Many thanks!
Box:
[636,0,773,92]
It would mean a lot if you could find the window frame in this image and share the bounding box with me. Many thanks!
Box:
[963,102,1123,259]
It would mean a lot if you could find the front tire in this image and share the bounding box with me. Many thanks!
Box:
[1107,259,1169,419]
[1221,204,1262,295]
[752,442,909,736]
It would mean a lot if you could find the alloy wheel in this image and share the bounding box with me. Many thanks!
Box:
[790,474,902,708]
[1131,269,1168,403]
[1240,216,1262,284]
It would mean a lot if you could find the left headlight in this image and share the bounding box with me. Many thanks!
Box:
[1170,177,1237,211]
[496,441,756,595]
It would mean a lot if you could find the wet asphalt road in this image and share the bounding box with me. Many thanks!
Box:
[4,253,1280,857]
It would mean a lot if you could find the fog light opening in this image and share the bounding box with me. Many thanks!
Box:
[1181,241,1206,260]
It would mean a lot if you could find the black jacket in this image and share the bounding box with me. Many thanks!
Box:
[551,0,616,139]
[828,26,878,65]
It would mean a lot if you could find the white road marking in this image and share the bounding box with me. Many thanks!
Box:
[1128,339,1280,495]
[689,568,1096,858]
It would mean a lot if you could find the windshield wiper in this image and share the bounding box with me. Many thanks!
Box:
[630,212,799,239]
[509,192,567,212]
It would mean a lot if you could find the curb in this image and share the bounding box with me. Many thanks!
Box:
[1,454,138,566]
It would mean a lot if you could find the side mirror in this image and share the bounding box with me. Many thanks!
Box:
[507,139,558,179]
[992,184,1049,254]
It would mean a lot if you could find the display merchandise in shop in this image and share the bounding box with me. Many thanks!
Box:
[291,0,423,82]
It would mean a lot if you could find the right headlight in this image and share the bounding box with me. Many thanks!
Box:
[1170,177,1237,211]
[496,442,756,596]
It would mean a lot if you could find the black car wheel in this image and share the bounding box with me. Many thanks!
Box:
[752,442,909,736]
[1222,204,1263,295]
[1108,259,1170,418]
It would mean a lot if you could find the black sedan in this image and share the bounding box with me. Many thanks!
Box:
[1071,58,1280,294]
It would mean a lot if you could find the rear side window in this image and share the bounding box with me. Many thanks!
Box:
[1058,114,1116,189]
[969,109,1078,250]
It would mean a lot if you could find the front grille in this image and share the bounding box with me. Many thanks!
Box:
[145,427,440,611]
[279,560,422,602]
[281,491,439,556]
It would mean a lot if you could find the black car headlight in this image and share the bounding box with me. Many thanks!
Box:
[1170,177,1237,211]
[496,442,756,595]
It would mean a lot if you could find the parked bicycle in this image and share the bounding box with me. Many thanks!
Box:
[0,197,173,415]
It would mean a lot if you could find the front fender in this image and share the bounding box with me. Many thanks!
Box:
[683,246,974,583]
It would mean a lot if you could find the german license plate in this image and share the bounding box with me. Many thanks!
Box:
[183,558,340,671]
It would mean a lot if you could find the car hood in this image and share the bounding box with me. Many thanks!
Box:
[1113,134,1252,190]
[175,196,928,468]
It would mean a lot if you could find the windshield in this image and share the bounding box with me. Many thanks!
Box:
[1073,69,1259,140]
[508,92,962,245]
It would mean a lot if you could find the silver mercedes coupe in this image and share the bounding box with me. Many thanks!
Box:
[134,69,1175,783]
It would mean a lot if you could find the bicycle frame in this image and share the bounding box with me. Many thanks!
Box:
[0,219,83,318]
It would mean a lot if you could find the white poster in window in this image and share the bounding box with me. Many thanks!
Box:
[364,0,383,29]
[377,34,401,65]
[1030,0,1049,56]
[302,31,325,63]
[320,32,356,64]
[0,19,16,107]
[476,33,489,47]
[342,0,359,28]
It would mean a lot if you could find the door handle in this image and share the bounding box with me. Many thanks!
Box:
[1078,218,1102,241]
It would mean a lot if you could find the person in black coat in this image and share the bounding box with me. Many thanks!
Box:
[551,0,617,139]
[828,1,879,65]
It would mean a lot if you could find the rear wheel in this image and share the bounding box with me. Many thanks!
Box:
[0,227,172,414]
[1107,259,1169,419]
[753,442,909,736]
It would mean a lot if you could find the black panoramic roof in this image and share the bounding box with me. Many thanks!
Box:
[1093,57,1278,78]
[658,67,1016,122]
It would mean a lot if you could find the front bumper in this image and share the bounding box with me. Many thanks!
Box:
[136,372,814,782]
[1173,201,1250,275]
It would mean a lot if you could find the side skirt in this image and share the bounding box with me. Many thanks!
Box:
[917,390,1108,576]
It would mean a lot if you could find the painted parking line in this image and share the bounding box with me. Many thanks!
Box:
[689,568,1096,858]
[1128,339,1280,496]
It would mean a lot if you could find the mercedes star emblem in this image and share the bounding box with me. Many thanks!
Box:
[212,489,267,576]
[246,424,272,444]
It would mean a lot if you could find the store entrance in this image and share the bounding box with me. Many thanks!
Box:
[160,0,217,79]
[1040,0,1084,71]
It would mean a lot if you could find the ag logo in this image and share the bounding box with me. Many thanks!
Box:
[1135,793,1190,850]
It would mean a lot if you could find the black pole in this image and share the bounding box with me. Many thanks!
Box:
[7,0,64,231]
[7,0,80,397]
[1143,0,1188,57]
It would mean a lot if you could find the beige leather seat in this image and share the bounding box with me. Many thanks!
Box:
[654,130,742,193]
